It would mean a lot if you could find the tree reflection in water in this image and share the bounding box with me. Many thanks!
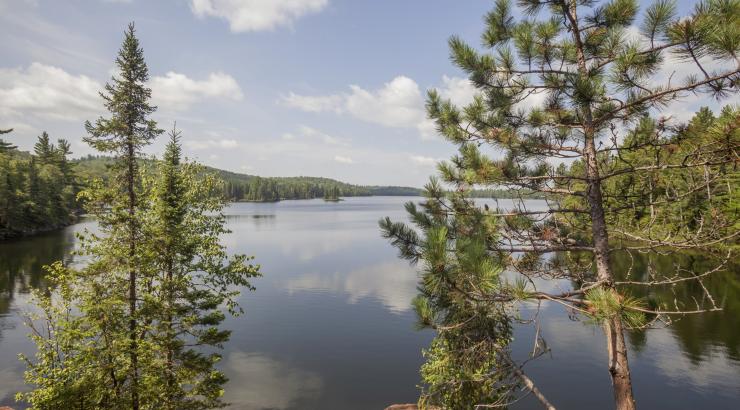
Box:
[609,250,739,363]
[0,228,77,315]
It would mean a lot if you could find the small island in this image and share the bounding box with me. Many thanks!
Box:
[323,186,343,202]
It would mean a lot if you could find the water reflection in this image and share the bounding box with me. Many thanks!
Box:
[223,351,323,409]
[0,366,25,404]
[284,260,418,314]
[610,250,740,363]
[0,199,737,409]
[0,228,77,313]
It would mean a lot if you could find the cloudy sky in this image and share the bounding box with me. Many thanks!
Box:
[0,0,734,186]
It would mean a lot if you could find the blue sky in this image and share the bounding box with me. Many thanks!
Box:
[0,0,734,186]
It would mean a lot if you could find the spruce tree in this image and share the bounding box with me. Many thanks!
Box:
[0,128,16,153]
[383,1,738,409]
[0,129,77,238]
[34,131,55,164]
[143,127,260,408]
[83,21,163,409]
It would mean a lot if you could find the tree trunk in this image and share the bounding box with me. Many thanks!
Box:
[584,137,636,410]
[127,141,139,410]
[605,316,636,410]
[165,259,175,410]
[563,0,637,407]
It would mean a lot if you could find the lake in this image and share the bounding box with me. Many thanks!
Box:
[1,196,738,409]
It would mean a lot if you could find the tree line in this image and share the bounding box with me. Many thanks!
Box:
[0,130,79,240]
[221,173,370,201]
[69,157,425,202]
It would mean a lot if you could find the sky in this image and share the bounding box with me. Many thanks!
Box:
[0,0,735,187]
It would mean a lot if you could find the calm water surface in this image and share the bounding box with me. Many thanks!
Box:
[0,197,738,409]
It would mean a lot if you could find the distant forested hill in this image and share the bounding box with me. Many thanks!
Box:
[73,156,423,202]
[72,156,547,202]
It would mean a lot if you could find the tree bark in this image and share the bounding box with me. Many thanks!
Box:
[605,316,636,410]
[126,141,139,410]
[583,86,637,410]
[562,1,637,408]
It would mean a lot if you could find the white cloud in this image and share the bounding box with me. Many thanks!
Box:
[150,71,243,112]
[0,62,102,121]
[190,0,328,32]
[282,75,478,140]
[281,92,343,113]
[298,125,345,145]
[0,64,244,125]
[333,155,353,164]
[409,155,440,166]
[344,76,425,128]
[282,76,424,133]
[185,138,239,150]
[438,74,477,107]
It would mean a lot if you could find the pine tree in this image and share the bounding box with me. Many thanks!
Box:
[55,139,74,185]
[18,26,260,405]
[382,179,554,409]
[383,1,738,409]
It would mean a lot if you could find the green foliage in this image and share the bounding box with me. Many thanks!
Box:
[72,157,424,202]
[18,132,260,409]
[0,130,79,240]
[595,106,740,248]
[141,129,260,407]
[584,287,647,328]
[381,182,517,408]
[18,24,259,410]
[387,0,738,407]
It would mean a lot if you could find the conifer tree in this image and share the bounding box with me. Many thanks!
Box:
[383,1,738,409]
[382,179,555,409]
[18,128,260,408]
[34,131,55,164]
[82,22,163,409]
[0,128,16,153]
[0,130,77,239]
[143,127,260,408]
[55,139,74,186]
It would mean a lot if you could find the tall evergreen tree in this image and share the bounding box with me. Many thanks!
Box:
[83,22,163,409]
[55,139,74,185]
[383,1,738,409]
[34,132,55,164]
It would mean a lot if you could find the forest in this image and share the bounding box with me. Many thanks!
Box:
[0,1,738,410]
[0,131,79,240]
[0,145,543,240]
